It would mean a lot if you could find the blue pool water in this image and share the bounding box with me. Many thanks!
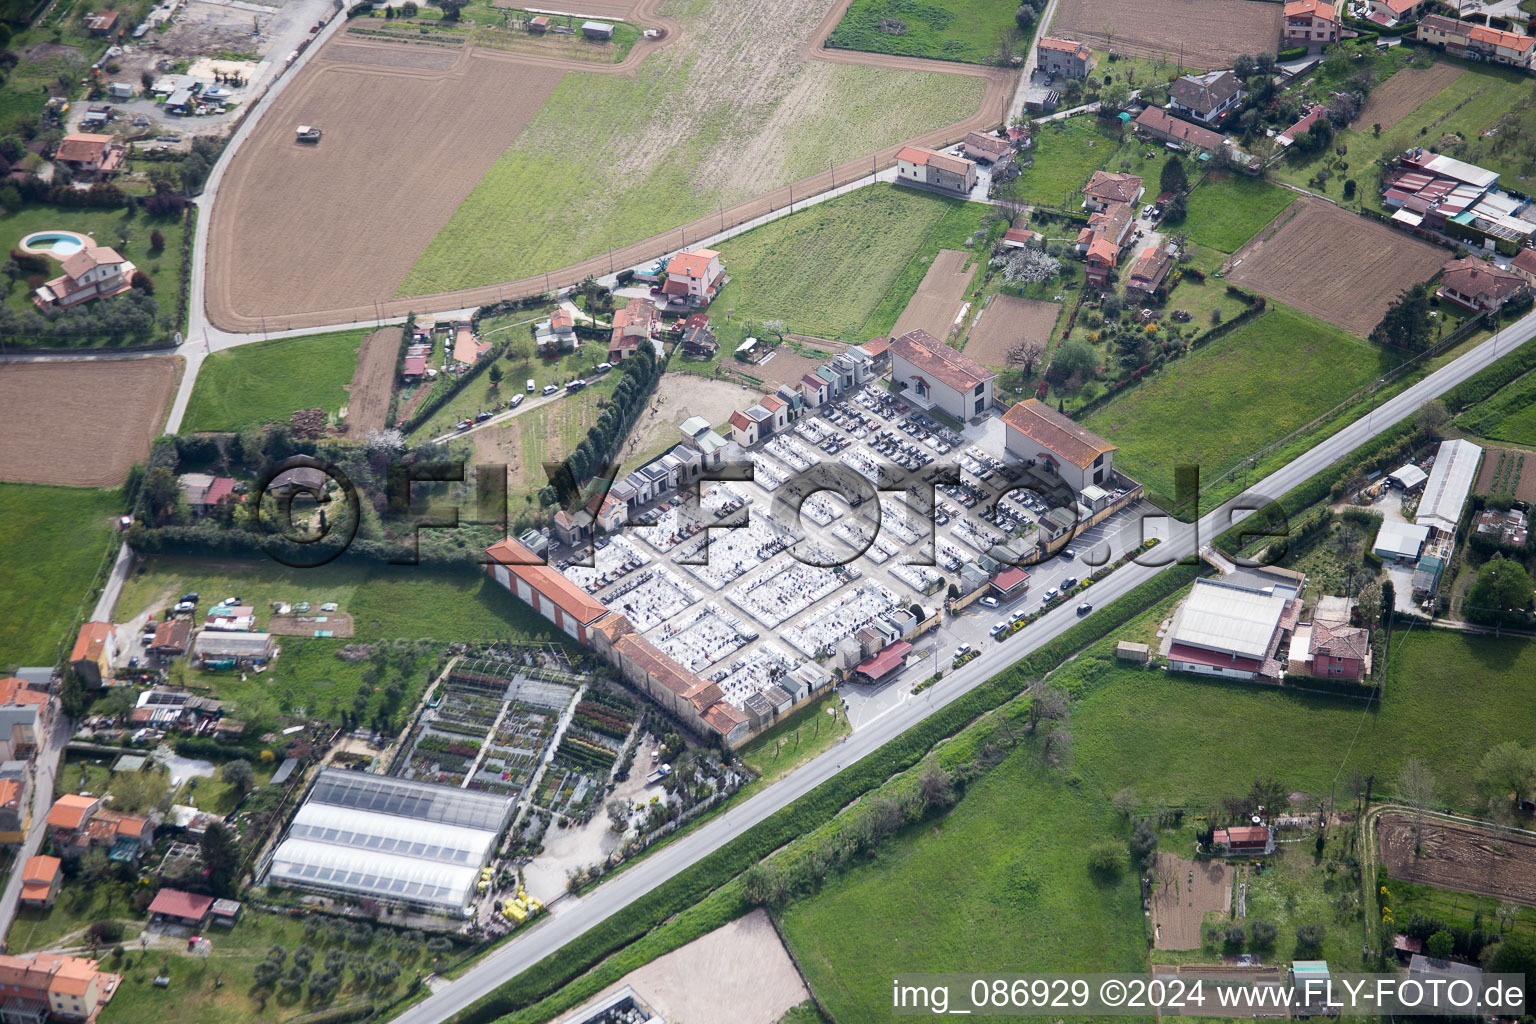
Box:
[20,231,89,256]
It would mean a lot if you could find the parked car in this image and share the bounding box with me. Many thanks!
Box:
[567,379,587,391]
[989,621,1008,638]
[526,378,536,392]
[1062,576,1079,590]
[1044,586,1059,600]
[1062,547,1076,560]
[953,643,971,659]
[457,419,473,430]
[508,394,524,408]
[475,410,493,422]
[542,384,559,396]
[1077,602,1093,616]
[179,592,199,604]
[596,362,612,372]
[173,601,195,614]
[979,595,999,608]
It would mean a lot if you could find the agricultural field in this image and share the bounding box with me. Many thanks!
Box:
[0,484,122,670]
[1383,871,1536,940]
[346,2,644,62]
[348,327,403,435]
[397,0,995,296]
[889,248,975,340]
[1062,627,1536,813]
[1460,369,1536,449]
[825,0,1022,64]
[1378,815,1536,909]
[708,184,984,340]
[1083,305,1394,499]
[963,293,1060,367]
[1476,447,1536,504]
[778,741,1145,1021]
[1048,0,1280,70]
[1351,62,1466,132]
[0,204,188,324]
[181,328,373,433]
[1182,172,1296,254]
[0,358,178,487]
[1225,199,1448,336]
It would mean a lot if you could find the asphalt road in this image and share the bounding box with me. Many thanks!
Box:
[391,320,1535,1024]
[0,707,73,948]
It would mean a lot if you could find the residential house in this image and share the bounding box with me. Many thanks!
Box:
[962,131,1013,165]
[1292,615,1371,681]
[33,246,136,309]
[1437,257,1527,312]
[894,146,977,196]
[1418,15,1535,69]
[679,320,718,360]
[19,857,62,909]
[1084,236,1120,289]
[888,328,995,421]
[0,705,40,762]
[1511,248,1536,287]
[1126,244,1175,298]
[1001,399,1118,492]
[661,248,726,305]
[1133,106,1230,156]
[178,473,236,515]
[1213,824,1277,855]
[68,622,114,688]
[1036,36,1092,78]
[1368,0,1424,24]
[1081,170,1144,212]
[148,619,192,657]
[147,888,214,928]
[1283,0,1338,46]
[0,951,118,1022]
[45,794,154,862]
[0,771,28,844]
[608,297,654,361]
[535,311,576,355]
[1167,70,1243,125]
[54,133,125,179]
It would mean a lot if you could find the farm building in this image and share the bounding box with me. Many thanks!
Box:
[680,321,718,360]
[1416,438,1483,536]
[1372,520,1430,563]
[34,246,136,310]
[191,630,273,667]
[1116,641,1150,664]
[1436,257,1528,313]
[1475,507,1529,548]
[1000,399,1117,493]
[1167,70,1243,125]
[1212,824,1275,855]
[485,537,611,643]
[662,248,726,305]
[581,20,614,39]
[68,622,115,688]
[1283,0,1338,46]
[54,133,125,179]
[1387,463,1428,493]
[1036,36,1091,78]
[888,328,995,421]
[85,9,117,33]
[962,131,1012,164]
[894,146,976,197]
[1162,572,1304,682]
[266,769,515,916]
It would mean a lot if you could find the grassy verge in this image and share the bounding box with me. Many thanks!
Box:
[737,690,850,785]
[0,484,122,671]
[181,329,373,432]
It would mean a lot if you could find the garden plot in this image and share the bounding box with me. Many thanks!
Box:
[680,513,795,590]
[782,580,900,658]
[1377,814,1536,908]
[891,248,974,341]
[706,644,801,710]
[601,566,701,632]
[764,436,821,473]
[541,687,639,819]
[562,534,651,594]
[650,603,756,673]
[729,558,846,629]
[964,294,1061,367]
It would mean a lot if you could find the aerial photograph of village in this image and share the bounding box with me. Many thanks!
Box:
[3,0,1536,1019]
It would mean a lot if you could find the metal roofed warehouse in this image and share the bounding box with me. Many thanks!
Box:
[264,768,514,916]
[1416,438,1484,536]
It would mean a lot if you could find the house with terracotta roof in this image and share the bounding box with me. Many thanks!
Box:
[68,622,114,688]
[19,856,61,908]
[1284,0,1338,45]
[34,247,136,309]
[608,297,654,362]
[0,771,30,844]
[1132,106,1231,156]
[962,131,1013,164]
[148,618,192,657]
[894,146,976,197]
[1368,0,1424,24]
[1036,36,1091,78]
[1511,248,1536,287]
[147,887,214,927]
[1167,70,1243,126]
[1001,399,1118,492]
[1213,824,1276,855]
[1438,256,1528,312]
[54,132,124,179]
[1084,235,1119,289]
[1002,225,1040,249]
[1082,171,1144,212]
[661,248,726,305]
[485,537,612,644]
[1289,597,1371,681]
[0,951,118,1022]
[45,794,154,861]
[1126,244,1175,298]
[179,472,237,515]
[679,320,718,360]
[888,328,995,421]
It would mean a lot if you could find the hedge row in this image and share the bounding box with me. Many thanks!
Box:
[449,562,1202,1024]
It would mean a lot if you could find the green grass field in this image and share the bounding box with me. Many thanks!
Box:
[825,0,1020,64]
[0,484,122,672]
[1182,173,1296,253]
[1011,116,1124,209]
[737,690,850,784]
[408,346,618,442]
[1383,875,1536,942]
[1082,305,1397,498]
[1063,628,1536,813]
[709,184,987,339]
[778,744,1146,1021]
[397,0,984,295]
[1458,368,1536,446]
[181,329,372,432]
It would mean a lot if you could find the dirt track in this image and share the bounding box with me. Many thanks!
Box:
[346,327,401,435]
[1226,199,1446,336]
[0,358,178,487]
[1377,813,1536,908]
[964,293,1059,366]
[892,249,975,341]
[203,0,1014,331]
[1050,0,1280,70]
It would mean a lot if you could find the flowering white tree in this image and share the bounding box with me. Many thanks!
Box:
[990,248,1061,285]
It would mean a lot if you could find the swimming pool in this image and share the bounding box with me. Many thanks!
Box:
[19,230,94,257]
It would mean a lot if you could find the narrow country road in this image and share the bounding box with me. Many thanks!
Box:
[389,316,1536,1024]
[0,708,72,948]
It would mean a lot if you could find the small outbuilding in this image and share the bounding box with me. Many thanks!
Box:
[1115,641,1150,664]
[582,20,614,39]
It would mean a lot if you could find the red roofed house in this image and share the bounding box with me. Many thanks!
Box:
[0,951,119,1022]
[34,246,136,309]
[662,248,725,305]
[1278,103,1329,146]
[1213,824,1276,855]
[608,297,655,362]
[991,566,1030,600]
[1133,106,1229,156]
[1284,0,1338,45]
[1368,0,1424,24]
[1002,226,1039,249]
[894,146,977,197]
[147,888,214,927]
[20,856,62,908]
[1466,23,1536,69]
[1001,398,1117,492]
[0,775,28,844]
[1036,36,1092,78]
[962,131,1013,164]
[888,328,996,421]
[485,537,612,644]
[149,619,192,657]
[1082,171,1144,212]
[69,622,115,688]
[1126,244,1175,298]
[1438,257,1528,313]
[1085,235,1119,289]
[54,132,125,179]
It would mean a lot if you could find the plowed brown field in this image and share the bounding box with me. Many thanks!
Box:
[1150,852,1232,949]
[1378,813,1536,908]
[346,327,401,435]
[1225,199,1446,336]
[892,249,975,340]
[1351,63,1464,132]
[0,358,177,487]
[1050,0,1280,70]
[964,294,1060,366]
